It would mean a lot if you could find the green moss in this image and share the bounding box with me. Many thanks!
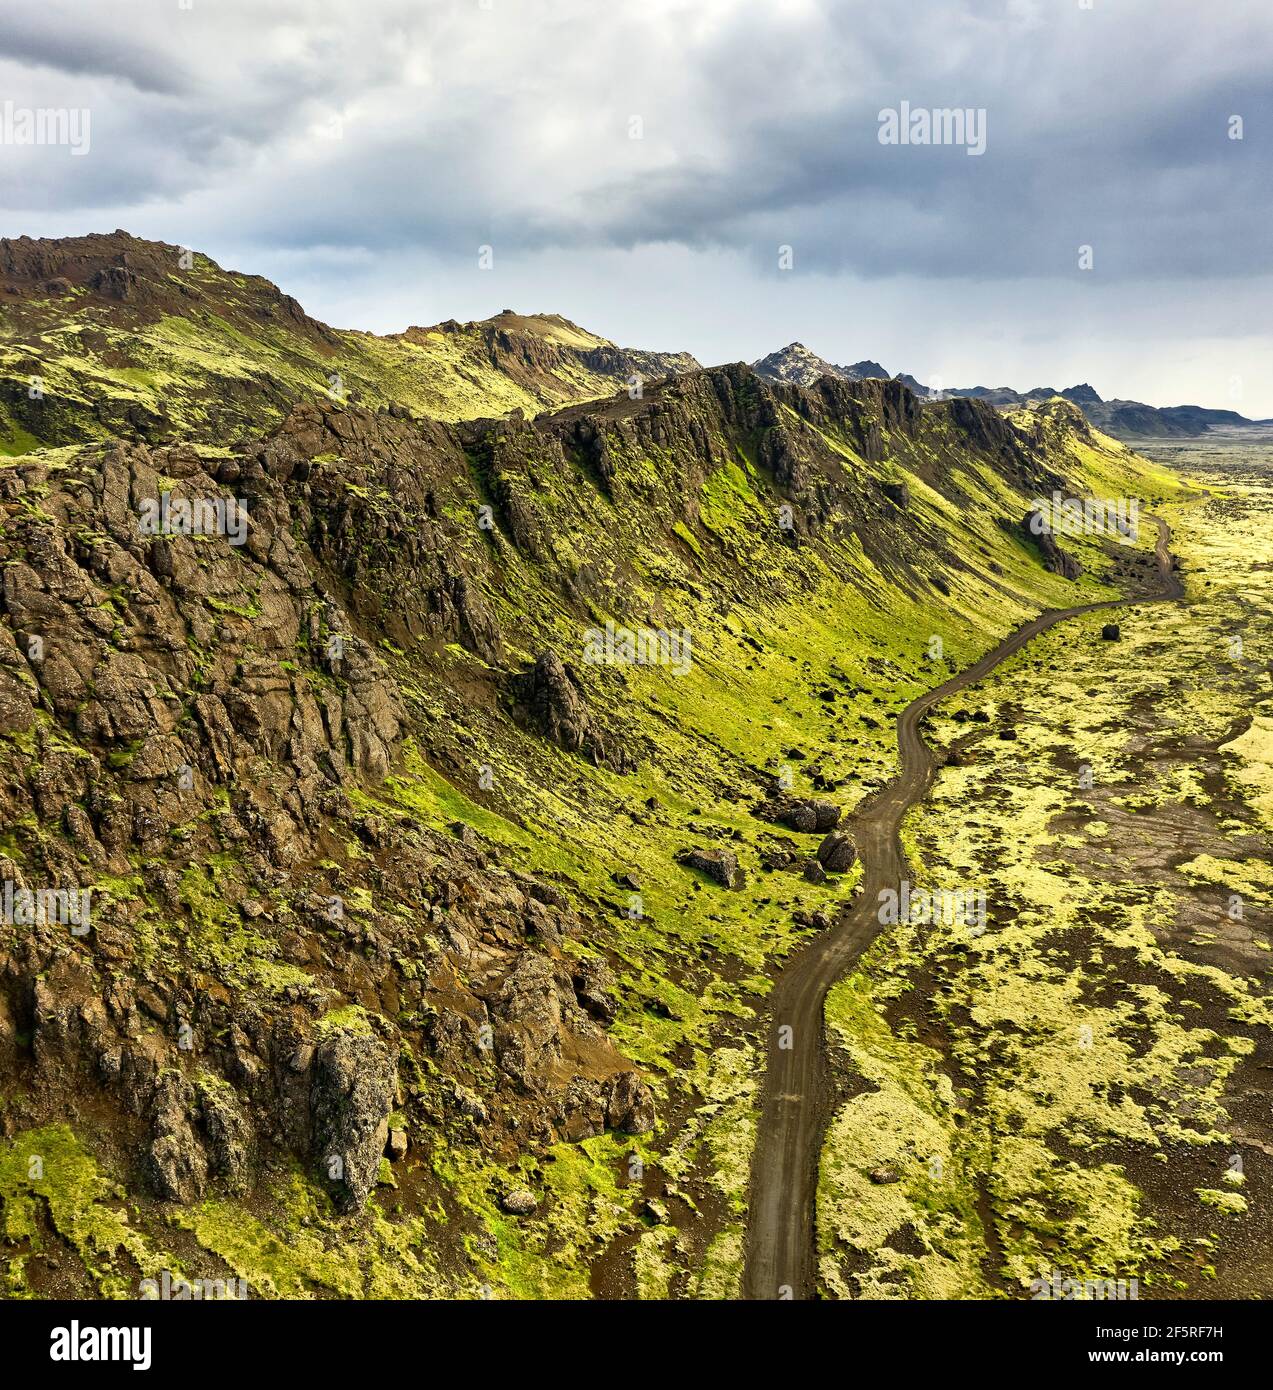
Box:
[172,1164,446,1299]
[818,973,990,1299]
[819,461,1272,1298]
[1195,1189,1247,1216]
[314,1004,375,1036]
[0,1125,169,1298]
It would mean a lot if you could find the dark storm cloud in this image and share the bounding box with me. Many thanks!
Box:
[0,12,189,96]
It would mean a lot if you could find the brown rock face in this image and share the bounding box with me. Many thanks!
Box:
[145,1072,210,1204]
[0,416,662,1219]
[493,954,568,1093]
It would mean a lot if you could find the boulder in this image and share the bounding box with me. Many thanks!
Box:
[145,1073,208,1204]
[816,831,857,874]
[501,1187,538,1216]
[781,802,817,833]
[678,846,744,889]
[519,649,591,752]
[573,956,618,1024]
[310,1028,397,1212]
[604,1069,656,1133]
[881,480,911,509]
[514,649,628,770]
[492,954,564,1091]
[1021,509,1083,580]
[762,796,841,834]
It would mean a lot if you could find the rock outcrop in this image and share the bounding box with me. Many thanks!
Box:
[1022,509,1084,580]
[678,847,745,888]
[513,649,631,770]
[310,1029,397,1211]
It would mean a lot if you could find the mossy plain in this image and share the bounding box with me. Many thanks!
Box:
[816,440,1272,1299]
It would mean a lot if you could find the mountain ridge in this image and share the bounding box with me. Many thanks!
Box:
[751,341,1269,439]
[0,231,701,451]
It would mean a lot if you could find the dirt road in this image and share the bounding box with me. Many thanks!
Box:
[742,517,1183,1299]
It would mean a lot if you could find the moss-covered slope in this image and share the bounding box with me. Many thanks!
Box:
[0,232,699,451]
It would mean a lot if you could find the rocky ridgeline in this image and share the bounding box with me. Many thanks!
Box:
[0,230,336,342]
[405,311,699,408]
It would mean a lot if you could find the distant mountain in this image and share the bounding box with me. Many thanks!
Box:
[945,382,1263,438]
[753,343,845,387]
[1085,400,1260,438]
[951,384,1069,407]
[752,344,892,390]
[752,342,1266,439]
[843,359,889,380]
[1062,383,1102,405]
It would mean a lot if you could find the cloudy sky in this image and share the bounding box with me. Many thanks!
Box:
[3,0,1272,412]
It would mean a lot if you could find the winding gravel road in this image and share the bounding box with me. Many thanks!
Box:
[742,516,1183,1299]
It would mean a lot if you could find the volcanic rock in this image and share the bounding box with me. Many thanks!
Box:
[678,847,744,888]
[816,831,858,874]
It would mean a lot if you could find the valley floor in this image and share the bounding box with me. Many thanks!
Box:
[815,435,1272,1298]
